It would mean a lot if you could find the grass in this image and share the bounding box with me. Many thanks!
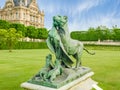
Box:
[0,47,120,90]
[83,50,120,90]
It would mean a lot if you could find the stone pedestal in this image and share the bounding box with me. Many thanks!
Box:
[21,72,102,90]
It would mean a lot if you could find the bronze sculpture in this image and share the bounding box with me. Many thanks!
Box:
[28,15,95,88]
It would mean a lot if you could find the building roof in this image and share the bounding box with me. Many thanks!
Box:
[13,0,32,7]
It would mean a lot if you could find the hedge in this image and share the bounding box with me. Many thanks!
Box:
[0,41,119,51]
[0,42,48,50]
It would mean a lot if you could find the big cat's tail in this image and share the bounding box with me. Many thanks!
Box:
[84,48,95,55]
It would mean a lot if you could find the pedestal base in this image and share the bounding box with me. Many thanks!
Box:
[21,72,102,90]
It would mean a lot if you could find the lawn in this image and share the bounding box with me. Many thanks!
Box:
[0,48,120,90]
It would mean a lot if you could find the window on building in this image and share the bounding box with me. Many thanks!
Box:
[33,16,35,22]
[10,13,12,20]
[40,17,42,23]
[16,12,18,19]
[6,14,7,20]
[30,15,32,21]
[32,16,33,21]
[16,12,19,19]
[8,15,9,20]
[24,13,25,19]
[36,18,38,22]
[13,14,14,19]
[32,16,34,22]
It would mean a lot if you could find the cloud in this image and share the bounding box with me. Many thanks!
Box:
[45,5,55,14]
[68,20,81,32]
[0,1,5,8]
[0,0,118,31]
[77,0,101,13]
[1,0,118,31]
[69,0,103,17]
[68,7,120,31]
[39,0,103,17]
[67,0,120,31]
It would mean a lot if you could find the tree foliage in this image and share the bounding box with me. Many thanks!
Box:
[112,27,120,41]
[10,23,27,36]
[0,20,48,39]
[25,26,48,39]
[0,20,10,29]
[71,26,120,41]
[37,28,48,39]
[0,28,22,52]
[0,29,7,48]
[26,26,36,38]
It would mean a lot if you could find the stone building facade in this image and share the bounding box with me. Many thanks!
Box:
[0,0,44,28]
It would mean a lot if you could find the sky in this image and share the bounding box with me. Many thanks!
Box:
[0,0,120,31]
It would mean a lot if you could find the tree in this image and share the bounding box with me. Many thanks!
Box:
[26,26,36,38]
[0,20,10,29]
[112,27,120,41]
[104,29,111,40]
[0,28,23,52]
[37,28,48,39]
[96,26,103,41]
[0,29,7,49]
[71,31,88,41]
[10,23,27,36]
[87,27,98,41]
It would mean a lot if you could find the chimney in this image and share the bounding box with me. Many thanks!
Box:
[33,0,37,3]
[25,0,27,6]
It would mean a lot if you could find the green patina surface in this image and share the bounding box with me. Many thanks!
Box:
[28,67,91,88]
[28,15,95,88]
